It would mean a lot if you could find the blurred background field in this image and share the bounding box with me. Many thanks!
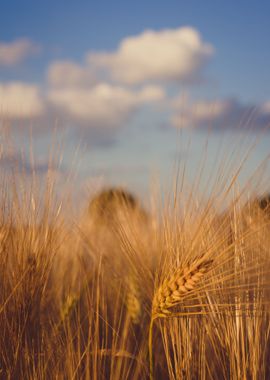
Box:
[0,132,270,379]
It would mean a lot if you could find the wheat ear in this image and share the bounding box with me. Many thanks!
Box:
[152,256,213,318]
[149,255,213,380]
[126,278,141,324]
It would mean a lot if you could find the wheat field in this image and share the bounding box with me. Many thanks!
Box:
[0,137,270,380]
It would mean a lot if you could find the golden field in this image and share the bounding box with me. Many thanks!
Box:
[0,137,270,380]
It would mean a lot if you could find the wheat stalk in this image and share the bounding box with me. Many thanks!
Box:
[149,255,213,379]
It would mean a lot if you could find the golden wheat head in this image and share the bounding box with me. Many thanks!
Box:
[152,256,213,318]
[126,280,141,324]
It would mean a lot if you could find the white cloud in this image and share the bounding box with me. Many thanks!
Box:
[171,97,270,130]
[171,97,231,128]
[0,82,44,119]
[0,38,40,66]
[47,83,164,128]
[88,26,213,84]
[48,60,96,87]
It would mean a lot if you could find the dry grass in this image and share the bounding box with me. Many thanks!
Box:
[0,135,270,379]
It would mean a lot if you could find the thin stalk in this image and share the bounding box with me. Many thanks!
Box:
[149,316,155,380]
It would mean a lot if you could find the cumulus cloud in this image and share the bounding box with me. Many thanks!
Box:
[87,26,213,84]
[42,26,215,134]
[171,97,270,130]
[0,79,164,134]
[48,60,96,87]
[0,82,45,119]
[0,38,40,66]
[47,83,164,128]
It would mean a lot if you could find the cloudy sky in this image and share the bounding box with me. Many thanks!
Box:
[0,1,270,202]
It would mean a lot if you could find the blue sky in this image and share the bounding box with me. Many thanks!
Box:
[0,1,270,204]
